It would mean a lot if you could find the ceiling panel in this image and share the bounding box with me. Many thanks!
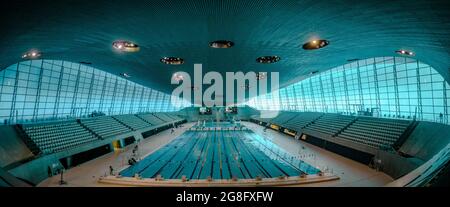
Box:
[1,0,449,97]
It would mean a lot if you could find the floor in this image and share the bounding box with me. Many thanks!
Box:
[38,121,393,187]
[243,122,393,187]
[38,123,195,187]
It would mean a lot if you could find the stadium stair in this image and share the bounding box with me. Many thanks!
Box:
[136,113,165,126]
[302,114,355,138]
[77,119,102,139]
[15,124,41,156]
[79,116,131,139]
[393,120,420,150]
[111,116,134,131]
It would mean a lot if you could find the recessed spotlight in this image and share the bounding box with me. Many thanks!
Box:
[302,39,329,50]
[256,56,281,64]
[22,50,42,59]
[310,71,319,75]
[346,58,360,62]
[172,73,184,81]
[395,50,414,56]
[120,73,131,78]
[209,40,234,48]
[112,40,139,52]
[161,57,184,65]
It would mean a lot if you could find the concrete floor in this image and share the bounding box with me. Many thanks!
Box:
[38,121,393,187]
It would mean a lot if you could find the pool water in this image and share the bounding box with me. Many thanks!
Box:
[120,125,320,180]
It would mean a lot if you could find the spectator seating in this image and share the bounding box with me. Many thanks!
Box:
[21,112,186,155]
[336,117,412,149]
[137,113,165,125]
[250,111,277,123]
[165,113,182,121]
[152,113,174,122]
[270,112,298,126]
[113,115,152,130]
[23,121,98,154]
[280,112,323,132]
[303,114,356,137]
[80,116,131,138]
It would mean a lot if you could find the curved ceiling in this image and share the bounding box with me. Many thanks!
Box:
[1,0,450,95]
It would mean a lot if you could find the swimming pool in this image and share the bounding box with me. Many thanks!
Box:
[120,125,320,180]
[192,121,242,128]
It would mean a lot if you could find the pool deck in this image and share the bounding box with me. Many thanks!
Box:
[119,127,321,180]
[98,173,339,187]
[38,121,393,187]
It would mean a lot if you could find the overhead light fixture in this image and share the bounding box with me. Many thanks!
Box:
[160,57,184,65]
[309,71,319,75]
[172,73,184,81]
[256,56,281,64]
[209,40,234,48]
[256,72,267,80]
[395,50,414,56]
[112,40,140,52]
[302,39,329,50]
[120,73,131,78]
[22,50,42,59]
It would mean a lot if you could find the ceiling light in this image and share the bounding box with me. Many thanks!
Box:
[395,50,414,56]
[209,40,234,48]
[161,57,184,65]
[256,56,281,64]
[120,73,131,78]
[302,39,329,50]
[22,50,42,59]
[112,40,139,52]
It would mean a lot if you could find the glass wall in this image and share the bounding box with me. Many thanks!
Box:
[0,59,191,124]
[247,57,450,124]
